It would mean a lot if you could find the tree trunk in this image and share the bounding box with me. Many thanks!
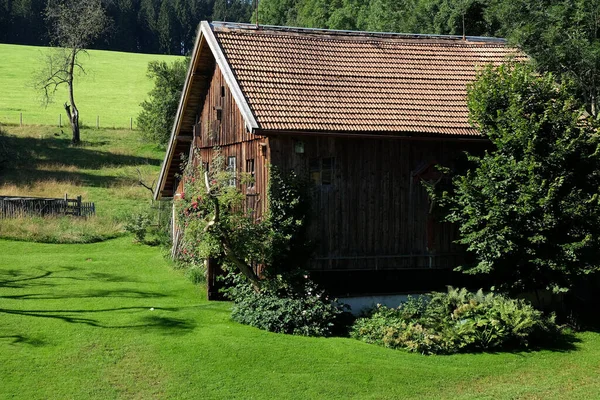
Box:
[64,102,80,144]
[66,49,80,144]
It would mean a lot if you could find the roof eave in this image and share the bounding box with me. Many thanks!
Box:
[205,21,259,133]
[253,128,488,141]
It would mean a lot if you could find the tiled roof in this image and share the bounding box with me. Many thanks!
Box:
[212,23,524,136]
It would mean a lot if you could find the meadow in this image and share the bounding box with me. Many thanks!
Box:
[0,125,164,242]
[0,43,181,128]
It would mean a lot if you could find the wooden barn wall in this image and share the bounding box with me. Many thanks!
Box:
[188,64,268,218]
[269,135,486,272]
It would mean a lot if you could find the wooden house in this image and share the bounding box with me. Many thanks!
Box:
[154,21,523,298]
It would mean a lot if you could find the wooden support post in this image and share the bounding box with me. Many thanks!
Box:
[20,113,22,127]
[76,195,82,217]
[59,114,62,128]
[206,257,223,300]
[96,116,99,129]
[130,117,133,130]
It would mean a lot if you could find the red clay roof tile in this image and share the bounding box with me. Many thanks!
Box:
[212,24,525,136]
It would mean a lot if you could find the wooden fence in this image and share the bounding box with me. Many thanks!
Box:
[0,194,95,218]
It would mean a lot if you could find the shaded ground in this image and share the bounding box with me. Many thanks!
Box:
[1,238,600,399]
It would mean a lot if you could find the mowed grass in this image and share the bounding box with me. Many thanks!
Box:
[0,43,182,128]
[0,125,164,242]
[1,237,600,399]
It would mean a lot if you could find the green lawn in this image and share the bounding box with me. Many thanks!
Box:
[1,237,599,399]
[0,43,181,128]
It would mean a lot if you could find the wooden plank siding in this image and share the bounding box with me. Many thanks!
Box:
[178,63,269,220]
[268,135,486,272]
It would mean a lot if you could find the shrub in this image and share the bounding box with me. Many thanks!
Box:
[441,63,600,294]
[124,209,151,242]
[351,287,560,355]
[124,202,171,245]
[185,264,206,284]
[225,273,349,337]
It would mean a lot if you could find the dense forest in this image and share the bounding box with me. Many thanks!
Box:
[0,0,253,54]
[1,0,598,67]
[255,0,501,37]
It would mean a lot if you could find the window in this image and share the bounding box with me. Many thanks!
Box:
[246,159,255,188]
[309,157,335,186]
[227,156,237,186]
[309,158,320,185]
[321,157,334,185]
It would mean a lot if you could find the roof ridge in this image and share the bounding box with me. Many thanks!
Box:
[210,21,507,44]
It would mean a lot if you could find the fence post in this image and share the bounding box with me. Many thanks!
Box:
[130,117,133,130]
[77,195,82,217]
[96,115,99,129]
[59,114,62,128]
[20,113,22,127]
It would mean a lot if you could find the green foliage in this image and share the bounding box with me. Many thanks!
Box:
[124,209,152,242]
[185,264,207,284]
[256,0,499,37]
[0,0,248,55]
[226,273,348,337]
[351,287,560,355]
[175,151,345,336]
[492,0,600,117]
[175,152,311,278]
[137,58,188,146]
[444,63,600,294]
[213,0,254,24]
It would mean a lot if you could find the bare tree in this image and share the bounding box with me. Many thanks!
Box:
[36,0,109,144]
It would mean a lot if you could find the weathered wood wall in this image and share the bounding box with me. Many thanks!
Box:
[174,64,269,219]
[195,65,268,219]
[269,135,486,273]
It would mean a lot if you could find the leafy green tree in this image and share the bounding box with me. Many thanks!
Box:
[137,58,188,146]
[492,0,600,117]
[444,63,600,294]
[254,0,300,25]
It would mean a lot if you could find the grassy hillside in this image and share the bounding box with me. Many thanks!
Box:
[1,237,599,399]
[0,43,182,128]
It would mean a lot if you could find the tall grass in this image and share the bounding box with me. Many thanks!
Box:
[0,125,164,243]
[0,216,122,243]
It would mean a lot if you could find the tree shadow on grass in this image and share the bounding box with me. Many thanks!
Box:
[0,267,140,291]
[0,288,169,300]
[0,306,197,335]
[3,135,161,170]
[0,266,198,337]
[0,134,161,188]
[0,334,47,347]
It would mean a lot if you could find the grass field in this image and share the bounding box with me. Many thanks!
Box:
[0,43,182,128]
[0,125,165,242]
[1,237,599,399]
